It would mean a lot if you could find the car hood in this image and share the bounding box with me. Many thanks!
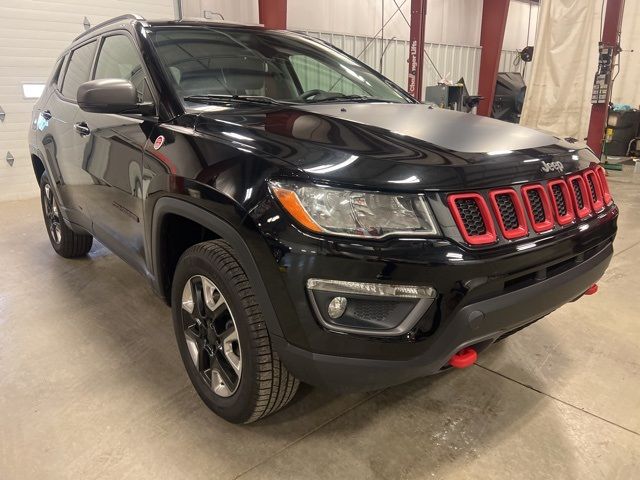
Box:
[293,103,556,153]
[193,102,593,190]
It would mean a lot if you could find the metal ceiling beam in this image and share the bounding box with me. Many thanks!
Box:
[586,0,626,157]
[407,0,427,100]
[477,0,510,117]
[258,0,287,29]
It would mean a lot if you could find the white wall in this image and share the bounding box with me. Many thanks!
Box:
[190,0,535,49]
[611,0,640,106]
[0,0,176,202]
[187,0,259,23]
[288,0,482,46]
[503,1,538,51]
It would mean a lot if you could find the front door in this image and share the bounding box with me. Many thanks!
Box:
[77,33,155,274]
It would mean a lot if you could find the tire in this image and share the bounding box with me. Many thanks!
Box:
[171,240,299,424]
[39,173,93,258]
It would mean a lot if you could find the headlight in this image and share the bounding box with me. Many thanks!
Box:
[268,181,438,238]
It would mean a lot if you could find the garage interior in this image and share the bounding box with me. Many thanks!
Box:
[1,0,639,479]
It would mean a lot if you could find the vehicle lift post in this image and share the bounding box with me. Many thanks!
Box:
[586,0,625,163]
[258,0,287,29]
[407,0,427,101]
[477,0,510,117]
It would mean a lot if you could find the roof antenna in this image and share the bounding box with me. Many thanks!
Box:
[83,16,91,30]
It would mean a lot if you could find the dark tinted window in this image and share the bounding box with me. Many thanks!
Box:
[61,41,97,100]
[94,35,150,102]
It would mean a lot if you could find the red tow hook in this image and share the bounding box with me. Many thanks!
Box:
[449,347,477,369]
[584,284,599,296]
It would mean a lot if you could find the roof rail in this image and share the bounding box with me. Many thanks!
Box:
[73,14,145,42]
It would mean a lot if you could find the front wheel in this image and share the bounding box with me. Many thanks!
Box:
[171,240,299,423]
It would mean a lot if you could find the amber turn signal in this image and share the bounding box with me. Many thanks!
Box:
[270,186,323,233]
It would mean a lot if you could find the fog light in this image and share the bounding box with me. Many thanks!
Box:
[328,297,347,319]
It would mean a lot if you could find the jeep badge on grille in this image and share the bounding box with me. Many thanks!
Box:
[540,160,564,173]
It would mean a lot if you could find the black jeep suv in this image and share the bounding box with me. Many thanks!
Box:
[29,15,618,423]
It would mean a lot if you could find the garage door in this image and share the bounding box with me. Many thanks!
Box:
[0,1,176,202]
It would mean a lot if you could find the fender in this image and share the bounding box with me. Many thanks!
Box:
[150,197,285,338]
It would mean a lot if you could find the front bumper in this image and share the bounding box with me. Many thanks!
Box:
[257,203,618,392]
[274,241,612,391]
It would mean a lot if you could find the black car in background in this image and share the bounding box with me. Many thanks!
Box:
[28,15,617,423]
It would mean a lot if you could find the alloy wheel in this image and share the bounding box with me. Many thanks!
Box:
[43,184,62,244]
[181,275,242,397]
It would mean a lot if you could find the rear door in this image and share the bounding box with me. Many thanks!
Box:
[76,32,155,274]
[40,40,97,230]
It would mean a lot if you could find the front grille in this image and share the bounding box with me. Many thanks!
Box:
[587,175,598,203]
[447,167,612,246]
[571,178,585,209]
[495,193,519,230]
[527,189,546,223]
[551,184,567,216]
[584,170,605,212]
[448,193,496,245]
[454,198,486,236]
[547,179,575,225]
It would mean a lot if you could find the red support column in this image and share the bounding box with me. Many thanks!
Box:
[407,0,427,101]
[258,0,287,29]
[477,0,510,117]
[586,0,625,157]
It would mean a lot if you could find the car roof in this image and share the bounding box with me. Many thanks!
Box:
[71,14,270,47]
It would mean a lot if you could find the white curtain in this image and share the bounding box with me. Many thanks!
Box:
[611,0,640,105]
[520,0,602,140]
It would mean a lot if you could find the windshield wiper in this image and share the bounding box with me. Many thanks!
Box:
[184,94,281,105]
[305,94,396,104]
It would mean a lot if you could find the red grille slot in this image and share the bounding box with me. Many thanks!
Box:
[583,169,605,212]
[595,166,613,205]
[521,184,555,232]
[567,174,592,219]
[546,179,575,225]
[488,189,528,239]
[447,193,496,245]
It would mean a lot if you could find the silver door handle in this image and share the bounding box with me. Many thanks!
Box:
[73,122,91,136]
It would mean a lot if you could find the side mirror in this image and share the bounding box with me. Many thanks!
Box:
[77,79,155,115]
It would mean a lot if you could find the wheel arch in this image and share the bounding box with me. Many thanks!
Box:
[151,197,284,338]
[31,154,46,183]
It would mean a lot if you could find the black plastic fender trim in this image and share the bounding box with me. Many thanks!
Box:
[150,197,284,338]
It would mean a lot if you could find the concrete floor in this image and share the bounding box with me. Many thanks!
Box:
[1,169,639,480]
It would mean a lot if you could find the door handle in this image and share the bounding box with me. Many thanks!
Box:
[41,110,52,120]
[73,122,91,136]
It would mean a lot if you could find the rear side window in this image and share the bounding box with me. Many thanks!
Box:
[94,35,151,102]
[61,41,97,100]
[48,57,64,87]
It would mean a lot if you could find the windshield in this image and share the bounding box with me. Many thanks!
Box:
[148,26,414,105]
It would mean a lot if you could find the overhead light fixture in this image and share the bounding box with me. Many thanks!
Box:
[22,83,45,99]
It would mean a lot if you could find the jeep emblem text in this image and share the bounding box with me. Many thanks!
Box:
[540,160,564,173]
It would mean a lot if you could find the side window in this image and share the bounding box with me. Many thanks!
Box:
[48,57,64,88]
[289,55,368,96]
[94,35,151,102]
[61,41,97,100]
